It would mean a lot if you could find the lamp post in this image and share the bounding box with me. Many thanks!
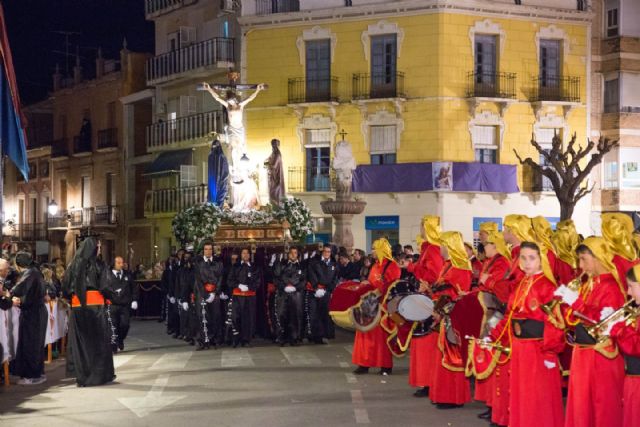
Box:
[48,200,59,216]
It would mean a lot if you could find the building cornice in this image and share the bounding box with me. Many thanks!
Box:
[239,0,593,30]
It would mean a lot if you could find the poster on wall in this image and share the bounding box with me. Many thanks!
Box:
[622,161,640,188]
[432,162,453,191]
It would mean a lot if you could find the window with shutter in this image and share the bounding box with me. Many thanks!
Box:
[180,165,197,188]
[471,125,498,164]
[605,0,619,37]
[179,27,196,48]
[604,78,620,113]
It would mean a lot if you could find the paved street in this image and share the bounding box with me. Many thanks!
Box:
[0,321,488,427]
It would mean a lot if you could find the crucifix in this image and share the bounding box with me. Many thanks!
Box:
[198,70,268,179]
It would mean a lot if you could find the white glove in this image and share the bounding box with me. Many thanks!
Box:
[602,317,624,336]
[279,253,284,261]
[543,360,557,370]
[553,285,579,306]
[131,301,138,310]
[311,251,316,258]
[479,336,493,350]
[170,297,176,304]
[166,294,171,301]
[206,294,215,303]
[315,289,326,298]
[285,285,296,294]
[269,254,277,266]
[182,302,189,311]
[220,293,229,301]
[238,284,249,292]
[600,306,615,321]
[303,253,309,260]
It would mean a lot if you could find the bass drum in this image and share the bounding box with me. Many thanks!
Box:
[446,290,486,366]
[329,281,381,332]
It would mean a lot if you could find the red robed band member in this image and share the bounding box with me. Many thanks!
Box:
[488,242,565,427]
[473,231,510,407]
[602,212,639,291]
[352,238,401,375]
[408,216,444,396]
[554,237,626,427]
[428,231,473,409]
[609,265,640,427]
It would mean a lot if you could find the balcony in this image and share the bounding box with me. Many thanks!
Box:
[146,111,223,151]
[97,128,118,151]
[145,0,197,18]
[352,72,405,100]
[47,210,69,230]
[73,135,92,156]
[255,0,300,15]
[288,77,339,104]
[144,185,208,215]
[288,167,335,193]
[466,71,516,99]
[531,76,581,103]
[51,138,70,160]
[146,38,235,85]
[68,206,119,228]
[11,224,47,242]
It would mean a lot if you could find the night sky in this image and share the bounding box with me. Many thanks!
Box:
[3,0,154,104]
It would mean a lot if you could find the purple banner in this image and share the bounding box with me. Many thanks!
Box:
[352,162,519,194]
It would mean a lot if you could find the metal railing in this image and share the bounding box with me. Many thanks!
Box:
[146,37,235,83]
[145,0,197,17]
[145,185,208,214]
[73,135,92,155]
[467,71,516,99]
[94,206,118,225]
[352,72,405,100]
[47,210,69,229]
[12,224,47,241]
[255,0,300,15]
[68,206,118,228]
[97,128,118,150]
[288,77,339,104]
[532,76,581,103]
[288,167,335,192]
[51,139,70,158]
[146,111,224,150]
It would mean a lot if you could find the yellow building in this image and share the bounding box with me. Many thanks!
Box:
[236,0,593,248]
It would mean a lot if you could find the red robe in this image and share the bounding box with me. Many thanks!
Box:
[492,245,525,303]
[352,259,401,369]
[612,319,640,427]
[612,254,639,291]
[492,273,565,427]
[471,256,483,286]
[555,258,577,286]
[565,273,626,427]
[429,265,473,405]
[407,242,444,284]
[474,254,510,403]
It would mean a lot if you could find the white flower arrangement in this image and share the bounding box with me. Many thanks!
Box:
[172,198,314,245]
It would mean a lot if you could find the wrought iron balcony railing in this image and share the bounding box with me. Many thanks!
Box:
[47,210,69,229]
[288,77,339,104]
[145,185,208,215]
[145,0,197,18]
[146,111,223,151]
[51,139,70,159]
[288,167,335,193]
[97,128,118,150]
[73,135,92,155]
[466,71,517,99]
[255,0,300,15]
[352,72,405,100]
[532,76,581,103]
[11,223,47,242]
[67,206,118,228]
[146,37,235,84]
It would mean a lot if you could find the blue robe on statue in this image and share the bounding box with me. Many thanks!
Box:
[207,140,229,206]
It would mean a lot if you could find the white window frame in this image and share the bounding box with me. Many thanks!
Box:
[369,124,397,155]
[603,148,620,190]
[605,0,620,38]
[180,165,197,188]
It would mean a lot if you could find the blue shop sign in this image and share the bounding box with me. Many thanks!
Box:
[473,217,503,232]
[366,216,400,230]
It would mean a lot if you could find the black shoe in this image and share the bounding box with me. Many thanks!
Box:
[353,366,369,375]
[118,341,124,351]
[380,368,392,376]
[196,344,206,351]
[233,340,240,348]
[313,338,324,345]
[289,340,299,347]
[436,403,463,410]
[478,408,492,419]
[111,344,118,354]
[413,387,429,397]
[242,341,251,348]
[280,341,287,347]
[188,339,195,346]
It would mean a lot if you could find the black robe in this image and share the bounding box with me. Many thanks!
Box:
[62,237,115,386]
[207,140,229,206]
[12,267,47,379]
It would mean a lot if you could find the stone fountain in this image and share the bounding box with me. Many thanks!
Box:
[321,134,366,253]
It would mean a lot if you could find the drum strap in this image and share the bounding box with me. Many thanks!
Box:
[482,255,500,274]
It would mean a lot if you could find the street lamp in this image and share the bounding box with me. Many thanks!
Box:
[48,200,59,216]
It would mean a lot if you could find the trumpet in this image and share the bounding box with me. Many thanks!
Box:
[586,300,640,343]
[541,274,585,316]
[465,335,511,355]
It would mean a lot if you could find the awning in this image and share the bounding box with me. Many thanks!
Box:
[143,149,194,177]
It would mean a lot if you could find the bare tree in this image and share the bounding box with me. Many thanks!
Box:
[514,133,618,220]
